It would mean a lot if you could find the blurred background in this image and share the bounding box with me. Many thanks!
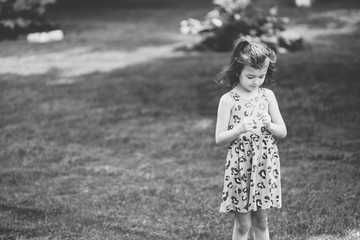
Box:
[0,0,359,239]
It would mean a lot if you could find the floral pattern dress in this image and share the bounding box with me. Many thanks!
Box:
[219,88,281,213]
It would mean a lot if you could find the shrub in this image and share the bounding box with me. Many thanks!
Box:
[0,0,57,40]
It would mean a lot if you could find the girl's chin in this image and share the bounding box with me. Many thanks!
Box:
[246,86,258,92]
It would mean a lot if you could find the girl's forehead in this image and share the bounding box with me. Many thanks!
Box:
[243,64,268,74]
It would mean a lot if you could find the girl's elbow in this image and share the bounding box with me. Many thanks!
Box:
[274,126,287,139]
[215,135,226,146]
[280,128,287,138]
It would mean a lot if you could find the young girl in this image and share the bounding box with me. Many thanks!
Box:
[215,37,287,240]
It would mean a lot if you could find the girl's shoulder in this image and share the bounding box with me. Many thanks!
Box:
[261,87,276,101]
[218,92,236,107]
[219,91,233,102]
[261,87,274,95]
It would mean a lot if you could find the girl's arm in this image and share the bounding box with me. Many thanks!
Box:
[262,89,287,138]
[215,94,254,146]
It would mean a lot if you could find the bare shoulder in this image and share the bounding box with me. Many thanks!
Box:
[219,92,233,104]
[263,88,277,101]
[218,92,234,109]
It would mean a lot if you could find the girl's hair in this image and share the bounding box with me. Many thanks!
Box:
[215,36,277,89]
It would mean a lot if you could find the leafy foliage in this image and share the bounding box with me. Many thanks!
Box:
[180,0,303,52]
[0,0,57,40]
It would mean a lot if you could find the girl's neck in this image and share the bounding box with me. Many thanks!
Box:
[232,85,261,99]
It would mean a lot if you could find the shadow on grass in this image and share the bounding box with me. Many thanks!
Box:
[0,204,59,239]
[0,204,48,220]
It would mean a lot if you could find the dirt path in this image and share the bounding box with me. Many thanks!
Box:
[290,9,360,42]
[0,43,187,84]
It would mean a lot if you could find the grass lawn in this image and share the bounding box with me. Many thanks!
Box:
[0,0,359,239]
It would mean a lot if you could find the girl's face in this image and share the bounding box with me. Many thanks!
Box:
[238,63,268,92]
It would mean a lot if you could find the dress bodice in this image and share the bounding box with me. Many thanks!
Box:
[228,88,271,136]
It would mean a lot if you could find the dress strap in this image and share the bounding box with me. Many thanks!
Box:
[229,91,240,102]
[260,88,269,102]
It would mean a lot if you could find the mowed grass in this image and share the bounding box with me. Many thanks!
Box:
[0,0,360,239]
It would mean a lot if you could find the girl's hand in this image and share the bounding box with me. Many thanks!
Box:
[260,112,272,128]
[238,117,255,134]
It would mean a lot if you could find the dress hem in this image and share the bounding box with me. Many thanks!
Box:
[219,204,282,213]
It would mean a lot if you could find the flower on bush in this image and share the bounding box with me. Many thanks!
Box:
[179,0,303,52]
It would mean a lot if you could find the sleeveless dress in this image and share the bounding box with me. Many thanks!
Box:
[219,88,282,213]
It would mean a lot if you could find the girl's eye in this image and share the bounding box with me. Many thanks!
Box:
[247,76,254,79]
[259,75,265,79]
